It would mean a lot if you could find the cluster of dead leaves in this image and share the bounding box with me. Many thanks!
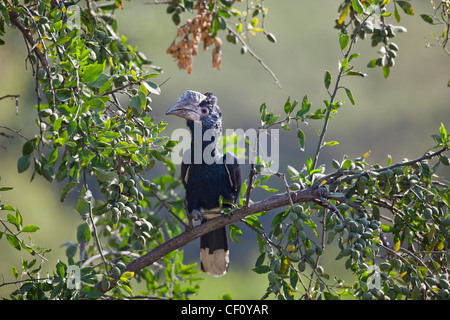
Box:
[167,0,242,73]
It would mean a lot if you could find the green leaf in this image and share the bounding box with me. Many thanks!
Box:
[324,70,331,89]
[48,147,58,166]
[85,97,107,112]
[17,154,31,173]
[11,266,18,279]
[80,149,96,167]
[394,240,401,251]
[60,182,79,202]
[258,185,278,192]
[133,153,148,166]
[120,271,135,283]
[255,252,266,267]
[352,0,364,14]
[338,3,350,25]
[82,63,105,84]
[348,53,360,62]
[382,66,391,78]
[324,141,339,147]
[252,265,272,274]
[339,58,348,72]
[81,286,103,299]
[394,3,401,22]
[229,224,242,243]
[55,88,72,102]
[102,131,121,139]
[221,293,233,300]
[339,33,349,51]
[56,261,67,279]
[77,222,91,243]
[6,234,21,251]
[22,139,36,155]
[1,204,15,211]
[420,14,434,24]
[76,197,91,217]
[50,281,63,299]
[297,129,305,151]
[7,213,21,231]
[95,169,119,183]
[345,88,355,105]
[284,97,292,115]
[129,95,142,111]
[306,157,313,172]
[144,81,161,95]
[260,103,267,124]
[344,70,367,77]
[266,32,277,43]
[396,1,414,15]
[296,96,311,118]
[341,159,353,169]
[439,123,448,142]
[367,58,379,68]
[22,225,40,232]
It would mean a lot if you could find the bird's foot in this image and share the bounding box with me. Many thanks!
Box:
[190,209,203,221]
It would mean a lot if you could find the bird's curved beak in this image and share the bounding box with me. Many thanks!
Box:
[166,102,201,122]
[167,90,206,122]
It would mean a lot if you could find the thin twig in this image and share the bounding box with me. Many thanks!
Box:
[145,1,172,4]
[151,190,189,229]
[311,14,372,171]
[0,94,20,114]
[0,125,29,140]
[226,25,281,88]
[0,94,20,101]
[81,250,141,268]
[82,171,110,274]
[313,147,450,188]
[240,218,279,250]
[378,243,440,299]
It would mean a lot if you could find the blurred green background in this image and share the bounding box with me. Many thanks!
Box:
[0,1,449,299]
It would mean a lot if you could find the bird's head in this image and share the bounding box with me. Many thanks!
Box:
[166,91,222,133]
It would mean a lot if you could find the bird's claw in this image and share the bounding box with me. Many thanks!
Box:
[190,209,203,221]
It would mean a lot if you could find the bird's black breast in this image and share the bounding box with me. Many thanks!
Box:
[182,153,241,213]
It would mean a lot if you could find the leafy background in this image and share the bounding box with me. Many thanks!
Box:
[0,1,448,299]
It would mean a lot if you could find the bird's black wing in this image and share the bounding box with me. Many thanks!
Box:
[181,161,190,188]
[223,152,241,201]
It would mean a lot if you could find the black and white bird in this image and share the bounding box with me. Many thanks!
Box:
[166,91,241,277]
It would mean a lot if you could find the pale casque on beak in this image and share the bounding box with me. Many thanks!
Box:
[166,90,207,122]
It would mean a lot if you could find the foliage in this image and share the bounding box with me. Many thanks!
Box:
[1,0,195,299]
[0,0,449,300]
[165,0,276,76]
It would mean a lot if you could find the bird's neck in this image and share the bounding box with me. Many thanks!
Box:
[187,120,221,163]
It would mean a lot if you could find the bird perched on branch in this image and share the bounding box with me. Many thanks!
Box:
[166,91,241,277]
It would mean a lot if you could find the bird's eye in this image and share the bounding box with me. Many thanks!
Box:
[200,107,209,115]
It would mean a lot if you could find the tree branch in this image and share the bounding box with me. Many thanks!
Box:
[96,146,450,294]
[0,94,20,115]
[96,185,327,293]
[0,125,29,140]
[0,94,20,101]
[311,14,373,171]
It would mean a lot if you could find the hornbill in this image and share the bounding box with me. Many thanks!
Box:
[166,91,241,277]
